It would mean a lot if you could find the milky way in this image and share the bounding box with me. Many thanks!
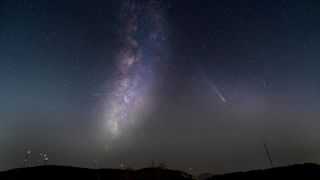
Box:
[104,0,167,139]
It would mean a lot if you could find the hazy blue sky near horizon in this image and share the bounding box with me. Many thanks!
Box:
[1,0,320,174]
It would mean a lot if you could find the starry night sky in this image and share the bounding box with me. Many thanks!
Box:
[1,0,320,175]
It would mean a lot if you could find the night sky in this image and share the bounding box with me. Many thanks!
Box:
[1,0,320,175]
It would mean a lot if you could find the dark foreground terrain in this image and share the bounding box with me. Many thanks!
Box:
[1,163,320,180]
[0,165,196,180]
[206,163,320,179]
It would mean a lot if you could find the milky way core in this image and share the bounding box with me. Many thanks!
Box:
[103,0,167,140]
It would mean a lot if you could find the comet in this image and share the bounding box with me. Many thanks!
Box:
[202,72,226,103]
[206,79,226,103]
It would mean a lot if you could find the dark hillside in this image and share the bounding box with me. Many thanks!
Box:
[206,163,320,179]
[0,165,196,180]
